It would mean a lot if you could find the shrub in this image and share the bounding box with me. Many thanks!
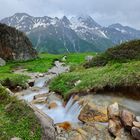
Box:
[85,40,140,68]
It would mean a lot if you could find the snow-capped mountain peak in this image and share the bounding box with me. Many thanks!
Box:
[1,13,140,53]
[70,15,101,30]
[61,16,71,26]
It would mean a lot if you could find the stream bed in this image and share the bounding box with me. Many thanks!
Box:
[15,61,140,126]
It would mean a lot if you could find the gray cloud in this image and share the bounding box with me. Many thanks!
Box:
[0,0,140,29]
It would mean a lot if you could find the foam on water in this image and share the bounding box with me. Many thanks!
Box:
[21,87,49,102]
[34,77,48,87]
[40,97,82,123]
[19,61,81,124]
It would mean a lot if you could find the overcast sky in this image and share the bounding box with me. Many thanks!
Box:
[0,0,140,29]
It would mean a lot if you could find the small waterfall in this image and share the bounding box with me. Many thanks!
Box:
[65,97,83,121]
[65,96,74,112]
[41,96,83,123]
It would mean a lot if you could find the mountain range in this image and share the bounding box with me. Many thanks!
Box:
[1,13,140,53]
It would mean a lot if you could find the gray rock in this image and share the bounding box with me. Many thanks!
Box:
[107,102,119,119]
[11,137,22,140]
[136,116,140,122]
[0,57,6,66]
[131,127,140,140]
[85,56,93,62]
[56,136,67,140]
[33,108,56,140]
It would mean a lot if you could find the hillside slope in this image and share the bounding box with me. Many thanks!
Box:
[1,13,140,53]
[0,23,37,61]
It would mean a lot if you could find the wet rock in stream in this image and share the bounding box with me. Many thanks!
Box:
[78,103,108,123]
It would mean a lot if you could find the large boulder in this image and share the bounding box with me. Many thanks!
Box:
[0,57,6,66]
[0,23,37,61]
[78,103,108,123]
[120,110,135,130]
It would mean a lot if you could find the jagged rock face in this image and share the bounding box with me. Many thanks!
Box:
[0,23,37,61]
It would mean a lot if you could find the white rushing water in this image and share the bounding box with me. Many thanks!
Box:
[39,97,82,123]
[20,61,82,124]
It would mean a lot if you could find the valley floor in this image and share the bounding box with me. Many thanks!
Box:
[0,52,140,140]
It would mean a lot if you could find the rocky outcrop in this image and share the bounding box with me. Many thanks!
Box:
[0,23,37,61]
[107,103,140,140]
[29,103,56,140]
[0,57,6,66]
[78,103,108,123]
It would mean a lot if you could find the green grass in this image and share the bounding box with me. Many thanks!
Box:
[0,85,41,140]
[0,65,29,88]
[50,60,140,99]
[65,53,96,65]
[0,53,63,87]
[62,53,96,71]
[10,53,63,73]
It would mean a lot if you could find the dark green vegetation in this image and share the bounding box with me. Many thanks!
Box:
[0,85,41,140]
[85,40,140,67]
[50,40,140,99]
[28,22,113,54]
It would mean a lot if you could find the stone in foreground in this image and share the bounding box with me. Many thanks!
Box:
[131,127,140,140]
[0,57,6,66]
[120,110,135,130]
[107,102,119,119]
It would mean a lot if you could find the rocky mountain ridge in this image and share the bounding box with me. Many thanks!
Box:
[1,13,140,53]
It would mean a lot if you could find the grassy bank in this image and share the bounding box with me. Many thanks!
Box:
[50,60,140,99]
[0,85,41,140]
[0,53,95,87]
[50,40,140,99]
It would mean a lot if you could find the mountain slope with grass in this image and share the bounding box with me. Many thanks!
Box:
[49,40,140,99]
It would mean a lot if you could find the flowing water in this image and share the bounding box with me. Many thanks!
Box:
[83,94,140,115]
[17,61,82,124]
[39,97,82,123]
[16,61,140,125]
